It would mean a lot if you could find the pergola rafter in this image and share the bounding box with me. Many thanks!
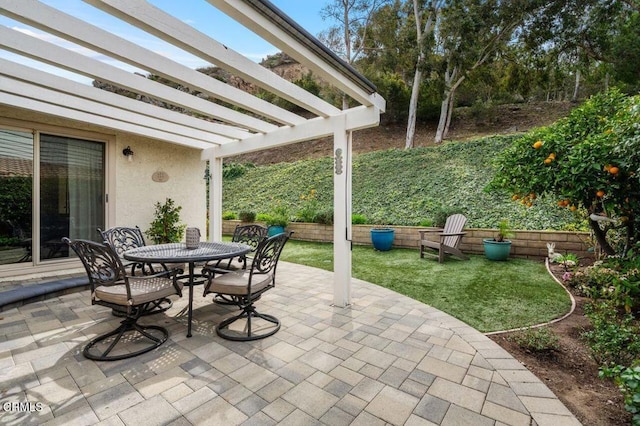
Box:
[0,0,385,307]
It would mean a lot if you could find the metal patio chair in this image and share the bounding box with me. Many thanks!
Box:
[63,238,183,361]
[203,231,291,341]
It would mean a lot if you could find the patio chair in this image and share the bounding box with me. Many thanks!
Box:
[99,226,183,315]
[203,231,292,341]
[99,226,183,276]
[202,224,268,305]
[63,238,183,361]
[419,213,469,263]
[206,224,268,273]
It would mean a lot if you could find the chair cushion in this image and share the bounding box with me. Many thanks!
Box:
[94,276,183,306]
[208,270,273,296]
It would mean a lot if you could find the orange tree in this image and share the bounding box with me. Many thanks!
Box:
[490,89,640,256]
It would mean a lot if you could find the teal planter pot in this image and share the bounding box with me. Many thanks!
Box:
[371,228,395,251]
[267,225,285,236]
[483,239,512,261]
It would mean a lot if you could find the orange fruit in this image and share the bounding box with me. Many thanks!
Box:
[544,158,552,164]
[512,194,520,201]
[563,199,570,206]
[609,166,619,175]
[527,202,533,207]
[596,190,605,197]
[548,153,556,159]
[570,205,577,211]
[530,193,537,199]
[533,140,543,149]
[557,200,565,207]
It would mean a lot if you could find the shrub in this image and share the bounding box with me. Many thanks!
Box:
[256,213,270,223]
[223,162,255,179]
[418,219,434,227]
[582,301,640,367]
[600,364,640,425]
[509,327,560,353]
[296,189,321,223]
[315,209,334,225]
[146,198,186,244]
[222,211,237,220]
[351,214,367,224]
[239,211,256,222]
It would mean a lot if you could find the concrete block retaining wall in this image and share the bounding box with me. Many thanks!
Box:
[223,220,592,260]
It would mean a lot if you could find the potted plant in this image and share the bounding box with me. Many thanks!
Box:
[483,219,514,260]
[264,203,290,236]
[146,198,186,244]
[370,225,395,251]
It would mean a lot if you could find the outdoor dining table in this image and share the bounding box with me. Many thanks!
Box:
[124,241,251,337]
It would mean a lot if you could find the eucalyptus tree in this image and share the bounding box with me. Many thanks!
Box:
[405,0,442,148]
[431,0,552,143]
[319,0,391,109]
[520,0,638,98]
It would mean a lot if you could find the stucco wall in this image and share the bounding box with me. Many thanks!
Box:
[114,134,206,237]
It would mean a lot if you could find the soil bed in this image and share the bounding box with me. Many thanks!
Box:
[489,262,631,425]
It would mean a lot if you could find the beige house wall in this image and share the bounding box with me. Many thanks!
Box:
[223,220,593,260]
[0,107,206,277]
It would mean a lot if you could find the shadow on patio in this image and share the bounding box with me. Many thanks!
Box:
[0,262,580,425]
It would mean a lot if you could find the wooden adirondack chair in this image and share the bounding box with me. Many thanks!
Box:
[419,213,469,263]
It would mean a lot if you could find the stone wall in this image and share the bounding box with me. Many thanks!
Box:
[222,220,592,260]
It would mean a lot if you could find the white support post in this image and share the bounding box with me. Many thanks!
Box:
[333,119,352,307]
[208,149,223,242]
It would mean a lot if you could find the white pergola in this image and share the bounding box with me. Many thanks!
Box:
[0,0,385,307]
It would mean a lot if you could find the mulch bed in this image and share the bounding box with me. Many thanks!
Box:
[489,261,632,425]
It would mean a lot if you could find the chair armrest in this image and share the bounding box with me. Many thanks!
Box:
[439,232,467,237]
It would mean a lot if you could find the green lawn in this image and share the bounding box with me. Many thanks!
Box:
[279,240,571,333]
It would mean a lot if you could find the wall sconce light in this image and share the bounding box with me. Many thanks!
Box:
[122,146,134,162]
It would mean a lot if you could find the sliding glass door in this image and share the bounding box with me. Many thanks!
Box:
[0,129,33,265]
[0,127,106,266]
[39,134,105,261]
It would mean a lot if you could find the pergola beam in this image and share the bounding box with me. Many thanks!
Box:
[0,25,276,134]
[0,59,246,143]
[202,105,380,159]
[84,0,341,118]
[0,0,306,127]
[0,92,212,150]
[0,76,228,145]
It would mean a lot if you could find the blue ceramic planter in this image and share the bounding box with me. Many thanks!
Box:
[371,228,395,251]
[267,225,285,237]
[483,239,512,261]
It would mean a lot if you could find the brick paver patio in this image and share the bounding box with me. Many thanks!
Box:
[0,262,581,425]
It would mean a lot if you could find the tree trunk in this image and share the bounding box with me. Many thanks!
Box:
[572,69,580,102]
[405,67,423,149]
[434,90,451,143]
[443,91,455,140]
[590,220,617,256]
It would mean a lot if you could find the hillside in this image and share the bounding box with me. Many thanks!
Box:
[229,101,574,165]
[222,135,579,230]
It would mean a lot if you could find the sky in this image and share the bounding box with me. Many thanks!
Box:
[0,0,331,83]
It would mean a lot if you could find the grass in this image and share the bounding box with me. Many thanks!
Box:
[279,240,571,333]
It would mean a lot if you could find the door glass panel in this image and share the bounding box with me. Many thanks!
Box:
[40,134,105,261]
[0,129,33,265]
